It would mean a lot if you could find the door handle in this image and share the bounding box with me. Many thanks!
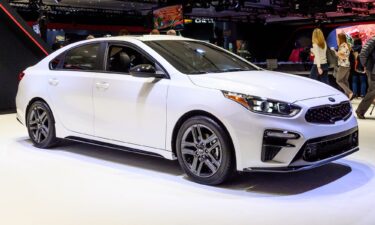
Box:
[96,82,109,90]
[48,78,59,86]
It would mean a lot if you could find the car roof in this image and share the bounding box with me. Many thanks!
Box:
[41,35,200,67]
[90,35,194,42]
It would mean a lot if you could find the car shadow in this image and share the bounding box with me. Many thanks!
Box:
[218,163,353,195]
[56,140,183,176]
[25,139,373,197]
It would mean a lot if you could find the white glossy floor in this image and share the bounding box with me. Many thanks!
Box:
[1,100,375,225]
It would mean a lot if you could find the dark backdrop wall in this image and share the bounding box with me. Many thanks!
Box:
[237,23,309,62]
[182,23,214,40]
[236,22,366,62]
[0,0,49,111]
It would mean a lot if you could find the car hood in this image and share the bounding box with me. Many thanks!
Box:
[188,70,341,102]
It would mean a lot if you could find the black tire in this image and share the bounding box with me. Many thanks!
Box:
[26,101,58,148]
[176,116,235,185]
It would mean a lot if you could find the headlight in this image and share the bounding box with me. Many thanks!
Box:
[222,91,301,117]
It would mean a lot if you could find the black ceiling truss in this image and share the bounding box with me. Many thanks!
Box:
[9,0,151,26]
[7,0,375,25]
[183,0,375,24]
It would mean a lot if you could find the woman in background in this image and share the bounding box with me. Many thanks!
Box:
[310,28,329,84]
[335,33,354,99]
[352,38,367,98]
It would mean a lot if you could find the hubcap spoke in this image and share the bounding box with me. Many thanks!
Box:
[34,108,40,118]
[191,156,199,172]
[29,119,37,125]
[182,141,196,148]
[204,134,218,144]
[197,161,204,176]
[39,112,47,123]
[195,125,203,141]
[42,125,49,133]
[40,128,48,138]
[207,153,220,167]
[191,126,200,144]
[30,110,37,122]
[29,125,38,130]
[35,129,42,143]
[204,159,217,173]
[207,141,220,152]
[182,148,195,156]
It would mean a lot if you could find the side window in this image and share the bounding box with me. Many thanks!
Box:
[106,45,155,73]
[63,44,100,71]
[49,53,64,70]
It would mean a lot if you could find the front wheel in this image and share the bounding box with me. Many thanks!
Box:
[176,116,235,185]
[26,101,58,148]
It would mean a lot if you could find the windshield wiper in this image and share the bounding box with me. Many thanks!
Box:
[219,68,249,72]
[189,71,209,74]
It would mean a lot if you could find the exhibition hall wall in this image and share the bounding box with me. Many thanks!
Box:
[0,0,50,111]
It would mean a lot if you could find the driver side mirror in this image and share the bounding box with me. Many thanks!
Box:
[129,64,165,78]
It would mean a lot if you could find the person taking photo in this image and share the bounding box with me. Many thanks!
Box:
[356,36,375,119]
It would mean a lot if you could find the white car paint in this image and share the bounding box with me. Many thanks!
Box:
[189,71,340,102]
[16,35,358,172]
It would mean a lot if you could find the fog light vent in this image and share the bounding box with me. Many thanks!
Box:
[265,130,300,139]
[261,130,300,162]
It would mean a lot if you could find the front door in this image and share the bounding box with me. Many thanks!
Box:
[93,43,169,150]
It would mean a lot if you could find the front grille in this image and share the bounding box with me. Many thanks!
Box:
[305,101,352,124]
[302,130,358,162]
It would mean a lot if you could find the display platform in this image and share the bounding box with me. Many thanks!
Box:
[0,100,375,225]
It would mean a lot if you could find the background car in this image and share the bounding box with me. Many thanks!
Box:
[16,35,359,185]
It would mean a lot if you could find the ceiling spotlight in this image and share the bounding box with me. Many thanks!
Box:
[233,0,243,12]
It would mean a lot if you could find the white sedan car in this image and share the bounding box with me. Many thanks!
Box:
[16,35,359,185]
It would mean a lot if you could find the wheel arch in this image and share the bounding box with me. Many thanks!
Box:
[171,110,236,165]
[25,97,54,123]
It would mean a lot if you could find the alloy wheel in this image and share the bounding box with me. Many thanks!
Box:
[28,106,50,144]
[180,124,222,178]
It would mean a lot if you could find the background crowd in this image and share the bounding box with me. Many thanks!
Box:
[309,28,375,119]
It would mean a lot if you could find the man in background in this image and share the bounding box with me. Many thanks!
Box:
[356,36,375,119]
[51,35,64,51]
[167,29,176,35]
[150,29,160,35]
[118,29,129,36]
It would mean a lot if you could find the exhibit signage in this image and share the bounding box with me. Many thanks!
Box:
[194,18,214,24]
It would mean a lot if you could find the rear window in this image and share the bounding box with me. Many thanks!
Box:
[49,53,64,70]
[62,44,100,71]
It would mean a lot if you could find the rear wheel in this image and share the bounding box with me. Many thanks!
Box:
[26,101,58,148]
[176,116,235,185]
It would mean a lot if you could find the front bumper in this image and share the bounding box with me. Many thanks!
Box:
[244,126,359,172]
[218,93,359,171]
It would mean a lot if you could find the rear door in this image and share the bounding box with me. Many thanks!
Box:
[47,43,103,136]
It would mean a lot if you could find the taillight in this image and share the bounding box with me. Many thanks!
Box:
[18,71,25,82]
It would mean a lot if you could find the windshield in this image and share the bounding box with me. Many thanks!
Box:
[144,40,259,74]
